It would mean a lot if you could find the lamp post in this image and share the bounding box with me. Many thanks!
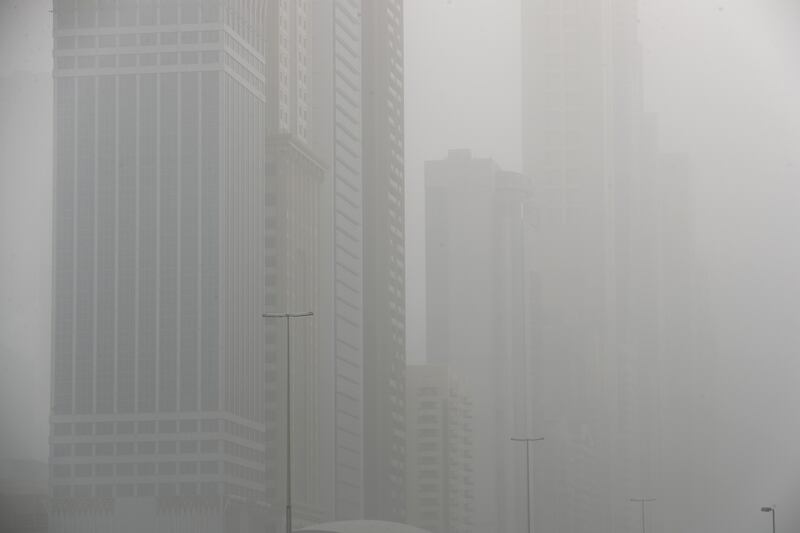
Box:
[511,437,544,533]
[263,312,314,533]
[761,506,776,533]
[629,498,655,533]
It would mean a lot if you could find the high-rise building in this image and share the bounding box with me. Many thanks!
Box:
[264,0,328,528]
[520,1,650,531]
[362,0,407,523]
[50,1,324,531]
[405,365,473,533]
[521,4,718,533]
[311,0,365,520]
[425,149,532,533]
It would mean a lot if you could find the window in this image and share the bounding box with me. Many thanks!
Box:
[116,442,135,455]
[158,462,176,475]
[137,441,156,455]
[53,443,71,457]
[159,441,177,454]
[116,463,134,476]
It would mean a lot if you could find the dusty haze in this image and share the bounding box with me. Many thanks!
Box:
[2,0,800,532]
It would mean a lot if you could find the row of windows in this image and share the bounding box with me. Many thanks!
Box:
[56,30,220,50]
[56,50,220,70]
[52,480,221,499]
[52,460,219,479]
[53,439,219,457]
[55,1,222,30]
[53,419,219,436]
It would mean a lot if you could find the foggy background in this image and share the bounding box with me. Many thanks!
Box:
[2,0,800,531]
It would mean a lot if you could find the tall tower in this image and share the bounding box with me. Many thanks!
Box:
[362,0,407,523]
[312,0,365,520]
[264,0,328,528]
[49,1,324,531]
[520,0,645,532]
[425,149,532,533]
[521,3,715,533]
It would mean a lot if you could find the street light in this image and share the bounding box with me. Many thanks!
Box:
[263,312,314,533]
[511,437,544,533]
[630,498,656,533]
[761,505,776,533]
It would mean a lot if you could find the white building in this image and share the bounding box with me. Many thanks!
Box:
[312,0,365,520]
[425,150,532,533]
[405,365,473,533]
[362,0,407,523]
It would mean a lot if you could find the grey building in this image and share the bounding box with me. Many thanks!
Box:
[50,1,324,531]
[362,0,406,523]
[405,365,473,533]
[521,3,718,533]
[312,0,365,521]
[425,150,532,533]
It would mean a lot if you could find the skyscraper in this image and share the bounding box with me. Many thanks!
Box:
[521,0,651,531]
[264,0,328,528]
[50,1,324,531]
[362,0,407,523]
[521,3,717,533]
[425,149,532,533]
[312,0,365,520]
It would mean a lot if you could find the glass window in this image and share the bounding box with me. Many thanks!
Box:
[159,441,177,454]
[178,420,198,433]
[52,464,70,478]
[96,443,114,456]
[158,462,176,475]
[119,54,137,67]
[179,440,198,453]
[140,33,157,46]
[137,441,156,455]
[75,443,92,456]
[116,442,135,455]
[116,484,134,497]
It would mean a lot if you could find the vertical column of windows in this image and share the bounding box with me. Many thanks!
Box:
[116,73,137,413]
[138,72,158,412]
[201,70,220,411]
[96,74,117,413]
[75,75,97,414]
[180,71,200,412]
[159,72,179,412]
[224,73,232,416]
[54,77,76,415]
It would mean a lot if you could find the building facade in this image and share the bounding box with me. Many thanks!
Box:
[50,1,324,531]
[311,0,365,521]
[425,149,532,533]
[361,0,406,523]
[405,365,473,533]
[521,3,718,533]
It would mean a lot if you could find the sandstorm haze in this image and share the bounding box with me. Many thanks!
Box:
[1,0,799,532]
